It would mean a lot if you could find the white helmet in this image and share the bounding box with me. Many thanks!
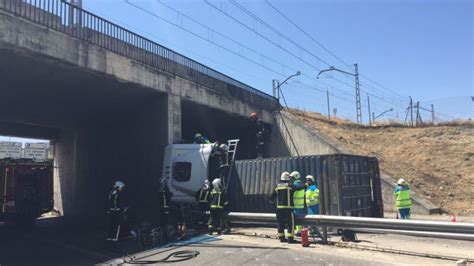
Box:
[219,143,228,151]
[306,175,315,182]
[212,178,222,188]
[290,171,300,180]
[397,178,407,185]
[203,180,210,189]
[280,171,290,181]
[114,181,125,190]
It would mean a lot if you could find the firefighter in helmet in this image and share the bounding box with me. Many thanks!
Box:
[107,181,127,241]
[270,171,297,243]
[208,178,228,235]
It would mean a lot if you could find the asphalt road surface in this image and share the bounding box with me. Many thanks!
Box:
[1,218,472,265]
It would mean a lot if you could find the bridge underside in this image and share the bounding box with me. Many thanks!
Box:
[181,100,269,160]
[0,46,274,221]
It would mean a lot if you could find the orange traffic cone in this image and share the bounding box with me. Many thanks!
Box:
[450,213,457,222]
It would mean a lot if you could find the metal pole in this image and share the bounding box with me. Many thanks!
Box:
[431,104,435,124]
[272,79,277,99]
[354,64,362,124]
[68,0,74,26]
[367,94,372,126]
[327,88,331,121]
[277,80,280,100]
[372,112,375,123]
[410,97,414,127]
[77,0,83,28]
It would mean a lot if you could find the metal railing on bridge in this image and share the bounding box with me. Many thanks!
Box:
[0,0,278,110]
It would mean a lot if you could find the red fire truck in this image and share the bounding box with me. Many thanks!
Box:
[0,158,54,226]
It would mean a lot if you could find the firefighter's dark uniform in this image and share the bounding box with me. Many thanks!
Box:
[254,119,265,158]
[270,181,296,243]
[107,188,124,241]
[208,189,228,234]
[159,185,173,227]
[195,187,210,211]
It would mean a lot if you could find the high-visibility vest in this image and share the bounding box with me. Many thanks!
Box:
[210,190,227,209]
[305,187,319,207]
[198,189,210,203]
[293,188,305,209]
[274,183,294,209]
[395,187,412,209]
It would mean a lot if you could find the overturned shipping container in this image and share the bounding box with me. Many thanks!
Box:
[229,154,383,218]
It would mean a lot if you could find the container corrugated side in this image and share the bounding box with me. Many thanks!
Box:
[229,154,382,217]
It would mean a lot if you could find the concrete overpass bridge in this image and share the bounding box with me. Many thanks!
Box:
[0,0,285,220]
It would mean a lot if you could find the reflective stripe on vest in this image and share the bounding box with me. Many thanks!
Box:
[305,188,319,206]
[395,189,412,209]
[210,191,223,209]
[162,192,168,208]
[294,189,305,209]
[199,189,209,203]
[275,184,293,209]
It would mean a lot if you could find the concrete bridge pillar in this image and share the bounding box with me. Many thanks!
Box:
[52,93,183,221]
[163,94,182,144]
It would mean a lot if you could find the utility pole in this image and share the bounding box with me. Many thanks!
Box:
[416,101,421,126]
[431,104,435,124]
[272,79,279,99]
[272,72,300,109]
[317,64,362,124]
[354,64,362,124]
[409,97,414,127]
[367,94,372,126]
[326,89,331,121]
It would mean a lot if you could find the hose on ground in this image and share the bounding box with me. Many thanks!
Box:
[123,250,200,264]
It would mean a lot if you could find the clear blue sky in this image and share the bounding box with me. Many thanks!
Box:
[81,0,472,122]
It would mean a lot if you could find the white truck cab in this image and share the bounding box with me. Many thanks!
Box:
[162,143,214,204]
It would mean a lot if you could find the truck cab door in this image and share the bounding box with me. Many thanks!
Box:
[169,145,211,204]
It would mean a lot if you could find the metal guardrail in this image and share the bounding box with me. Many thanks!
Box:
[0,0,278,109]
[226,212,474,236]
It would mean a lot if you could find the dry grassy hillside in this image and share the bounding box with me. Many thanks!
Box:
[289,109,474,214]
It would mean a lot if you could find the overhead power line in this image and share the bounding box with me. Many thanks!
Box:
[125,0,409,121]
[208,0,404,115]
[154,0,349,97]
[124,0,360,108]
[359,74,407,100]
[204,0,326,74]
[263,0,408,103]
[264,0,353,72]
[124,0,284,78]
[229,0,333,68]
